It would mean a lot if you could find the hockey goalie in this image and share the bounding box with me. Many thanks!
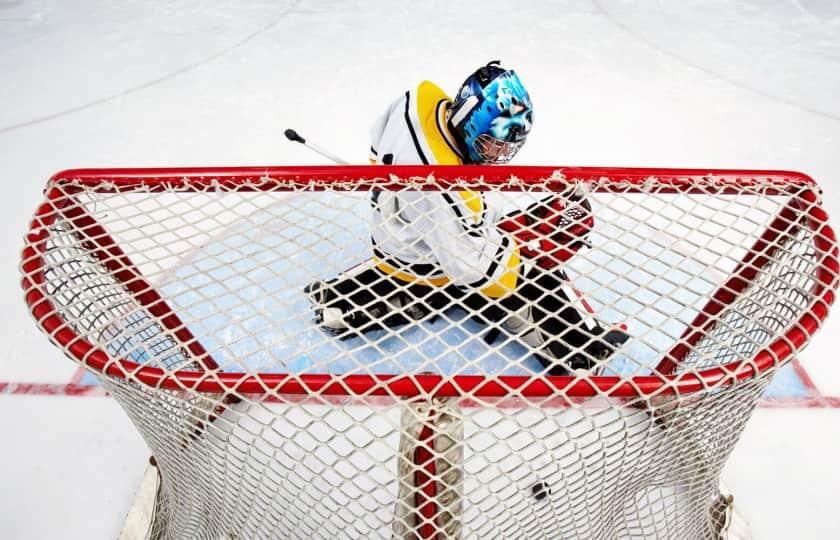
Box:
[305,61,629,375]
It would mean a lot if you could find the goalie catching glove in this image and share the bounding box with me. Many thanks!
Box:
[498,184,594,269]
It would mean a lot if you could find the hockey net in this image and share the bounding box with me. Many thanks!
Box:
[21,165,838,540]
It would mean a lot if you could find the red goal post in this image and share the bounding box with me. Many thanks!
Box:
[23,165,837,398]
[20,165,839,539]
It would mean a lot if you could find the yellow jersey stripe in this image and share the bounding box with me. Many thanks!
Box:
[457,190,483,224]
[479,244,520,298]
[416,81,462,166]
[373,257,452,287]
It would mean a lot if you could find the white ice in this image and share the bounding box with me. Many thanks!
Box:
[2,0,840,538]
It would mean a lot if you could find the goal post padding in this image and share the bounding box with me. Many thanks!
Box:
[21,166,838,539]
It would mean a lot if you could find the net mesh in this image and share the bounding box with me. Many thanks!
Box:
[21,166,838,540]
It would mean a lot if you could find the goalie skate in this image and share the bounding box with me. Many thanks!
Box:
[504,302,629,375]
[497,265,630,375]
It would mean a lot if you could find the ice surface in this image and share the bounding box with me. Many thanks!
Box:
[3,0,840,538]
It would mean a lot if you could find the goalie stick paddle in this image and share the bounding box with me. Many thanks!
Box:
[284,128,349,165]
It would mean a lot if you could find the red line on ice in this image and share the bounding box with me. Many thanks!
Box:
[790,358,822,396]
[0,381,109,397]
[68,366,87,385]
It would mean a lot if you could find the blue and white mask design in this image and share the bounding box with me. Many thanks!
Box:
[450,67,533,164]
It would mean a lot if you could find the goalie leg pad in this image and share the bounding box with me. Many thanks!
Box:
[304,264,454,338]
[501,268,629,374]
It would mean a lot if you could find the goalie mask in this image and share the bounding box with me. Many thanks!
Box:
[449,61,534,164]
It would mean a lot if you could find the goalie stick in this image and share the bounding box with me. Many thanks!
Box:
[284,128,349,164]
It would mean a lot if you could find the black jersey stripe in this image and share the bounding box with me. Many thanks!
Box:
[441,192,471,232]
[465,276,490,289]
[478,234,511,287]
[403,91,429,165]
[441,192,485,237]
[435,99,463,159]
[465,235,512,289]
[440,192,465,221]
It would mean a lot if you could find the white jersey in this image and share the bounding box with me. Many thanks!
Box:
[368,81,520,298]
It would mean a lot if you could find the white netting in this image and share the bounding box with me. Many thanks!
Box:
[21,167,838,540]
